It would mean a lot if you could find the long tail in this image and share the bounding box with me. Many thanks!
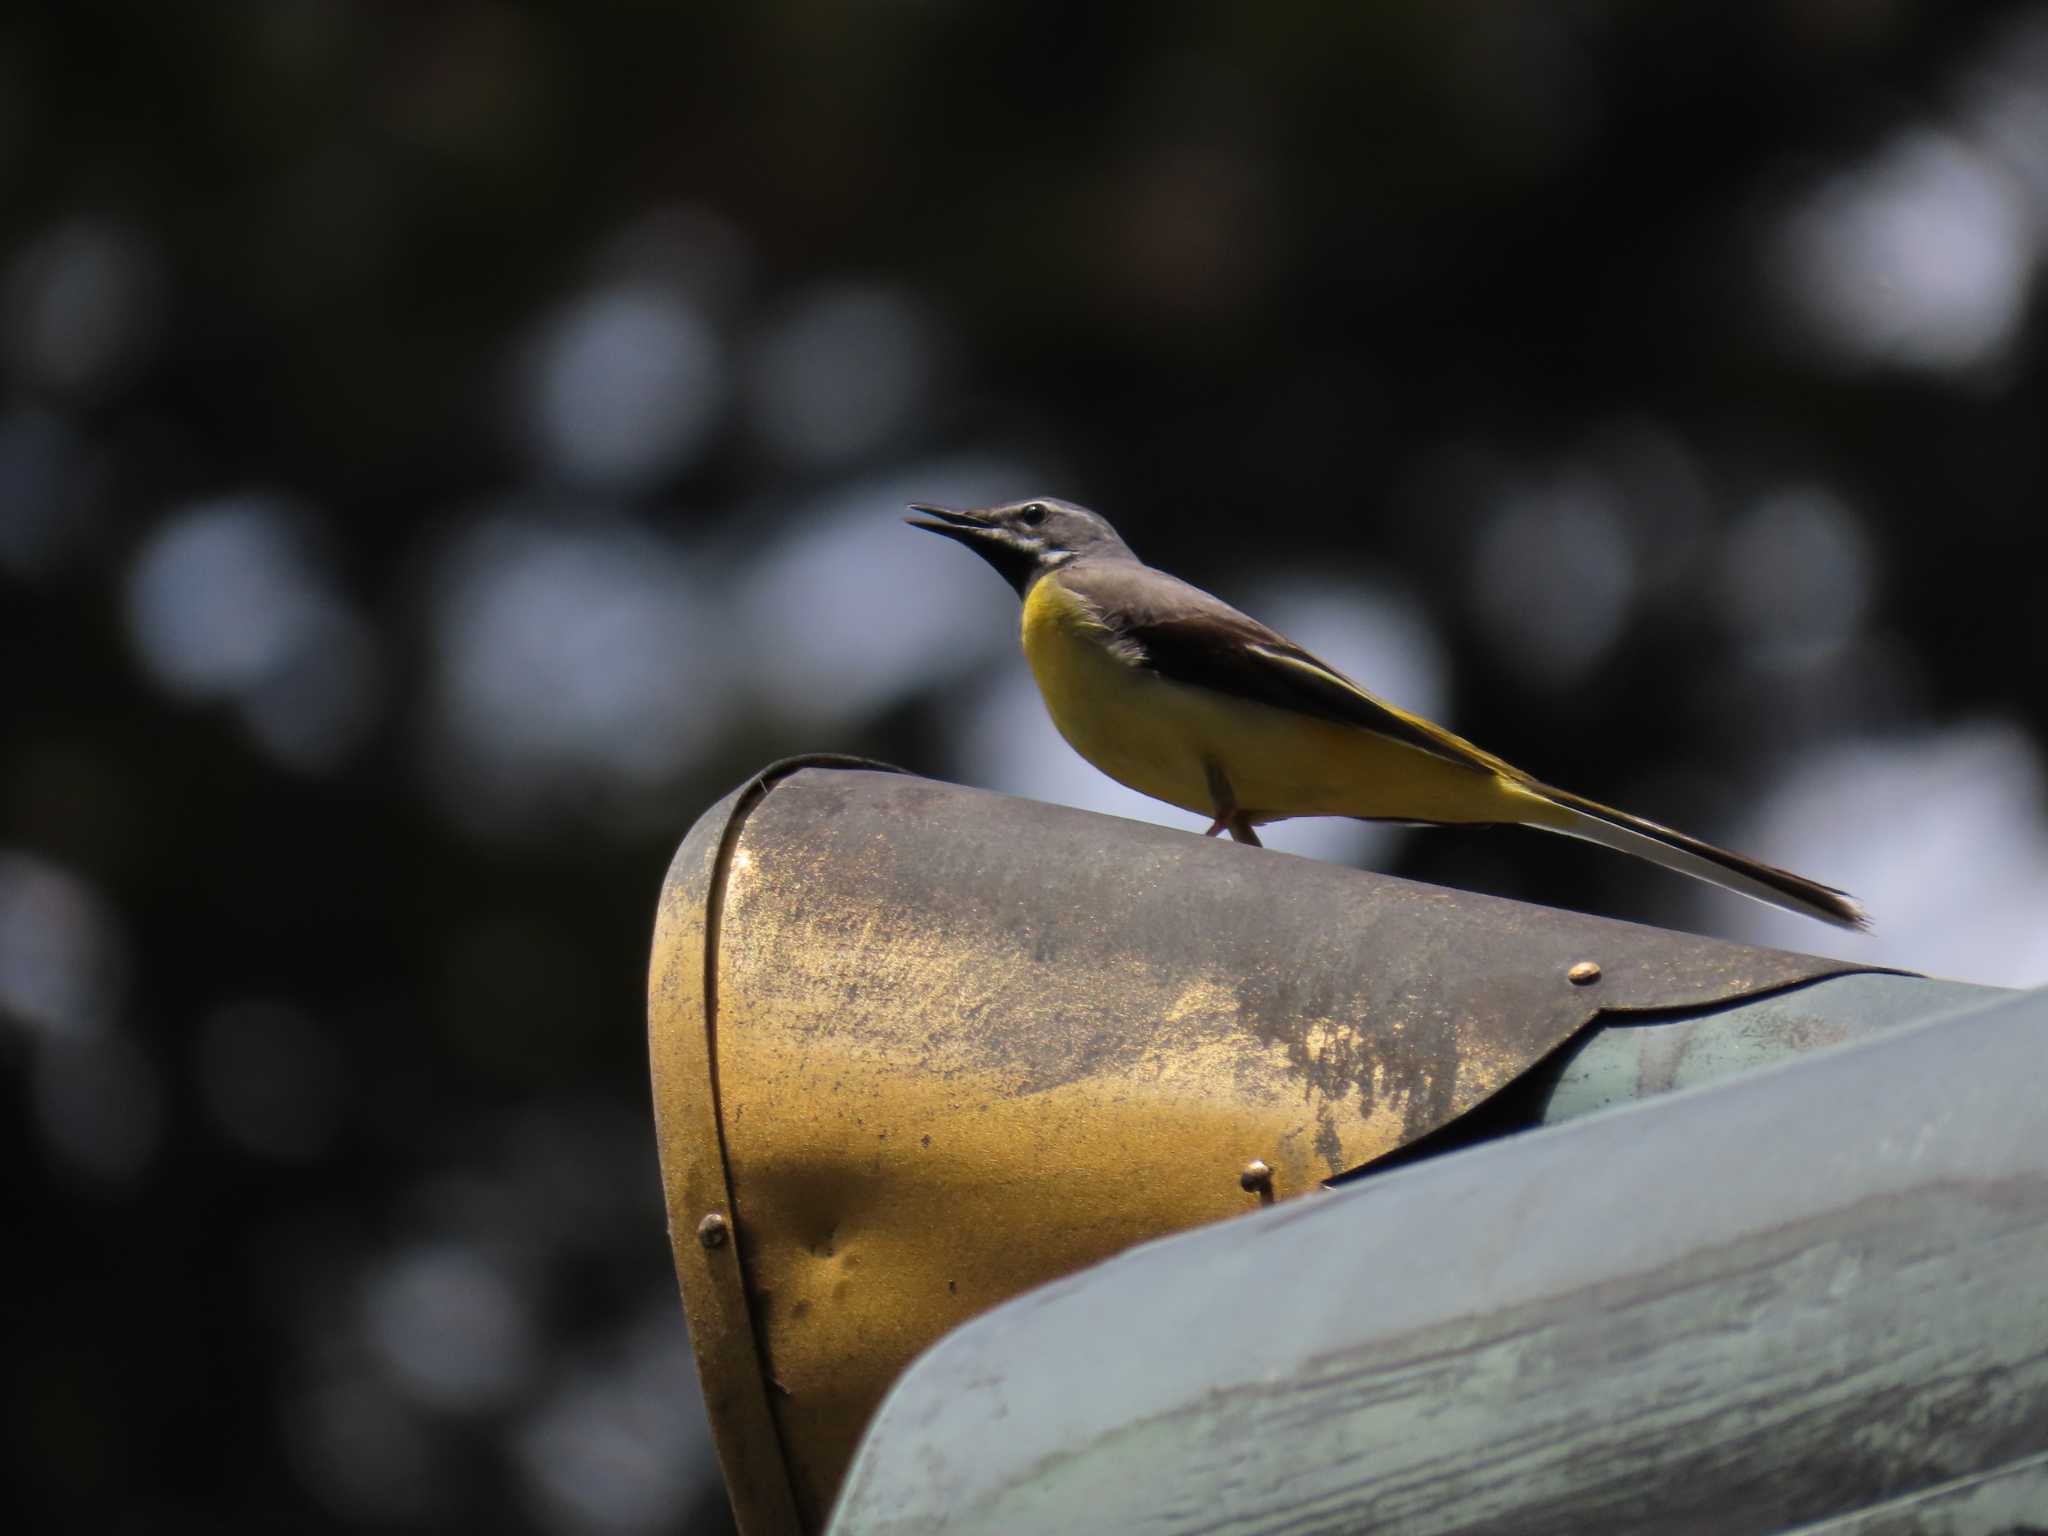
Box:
[1528,783,1869,931]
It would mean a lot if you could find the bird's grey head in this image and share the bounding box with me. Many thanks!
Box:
[905,497,1134,595]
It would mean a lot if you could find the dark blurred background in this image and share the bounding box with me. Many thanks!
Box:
[6,1,2048,1529]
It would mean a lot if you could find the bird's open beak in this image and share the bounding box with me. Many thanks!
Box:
[906,504,1007,556]
[905,503,995,535]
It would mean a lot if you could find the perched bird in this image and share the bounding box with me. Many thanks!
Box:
[908,496,1867,929]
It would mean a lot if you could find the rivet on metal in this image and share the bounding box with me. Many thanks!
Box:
[697,1212,730,1249]
[1240,1159,1275,1204]
[1567,960,1602,986]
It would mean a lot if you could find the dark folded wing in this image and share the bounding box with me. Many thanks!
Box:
[1063,561,1507,777]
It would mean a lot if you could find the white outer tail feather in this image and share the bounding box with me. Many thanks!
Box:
[1541,792,1869,932]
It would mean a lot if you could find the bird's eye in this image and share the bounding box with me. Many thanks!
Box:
[1018,503,1047,527]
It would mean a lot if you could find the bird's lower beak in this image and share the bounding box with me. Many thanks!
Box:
[904,503,996,536]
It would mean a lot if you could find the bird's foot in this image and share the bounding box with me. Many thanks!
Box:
[1202,760,1262,845]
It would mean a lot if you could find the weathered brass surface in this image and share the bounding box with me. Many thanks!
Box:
[651,759,1873,1532]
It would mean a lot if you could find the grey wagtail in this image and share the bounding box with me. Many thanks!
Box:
[908,496,1868,930]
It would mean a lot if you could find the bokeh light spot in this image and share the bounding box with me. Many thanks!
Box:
[363,1241,536,1414]
[1721,721,2048,986]
[2,215,162,401]
[527,282,723,492]
[1467,473,1636,687]
[123,496,380,771]
[289,1366,449,1525]
[127,498,331,701]
[1772,129,2037,375]
[748,283,940,465]
[1718,485,1876,673]
[514,1309,715,1536]
[428,514,721,832]
[0,851,125,1039]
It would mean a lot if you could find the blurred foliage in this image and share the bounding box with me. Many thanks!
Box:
[5,1,2048,1531]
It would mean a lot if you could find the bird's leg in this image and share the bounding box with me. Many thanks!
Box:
[1202,759,1261,846]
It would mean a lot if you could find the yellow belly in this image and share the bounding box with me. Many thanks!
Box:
[1020,577,1542,826]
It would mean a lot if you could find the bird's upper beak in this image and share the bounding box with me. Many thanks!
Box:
[905,503,995,536]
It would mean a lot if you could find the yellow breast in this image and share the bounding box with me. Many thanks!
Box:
[1021,575,1215,815]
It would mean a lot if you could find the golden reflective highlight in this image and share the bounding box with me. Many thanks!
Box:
[720,1032,1294,1522]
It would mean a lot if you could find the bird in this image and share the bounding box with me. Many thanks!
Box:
[907,496,1868,930]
